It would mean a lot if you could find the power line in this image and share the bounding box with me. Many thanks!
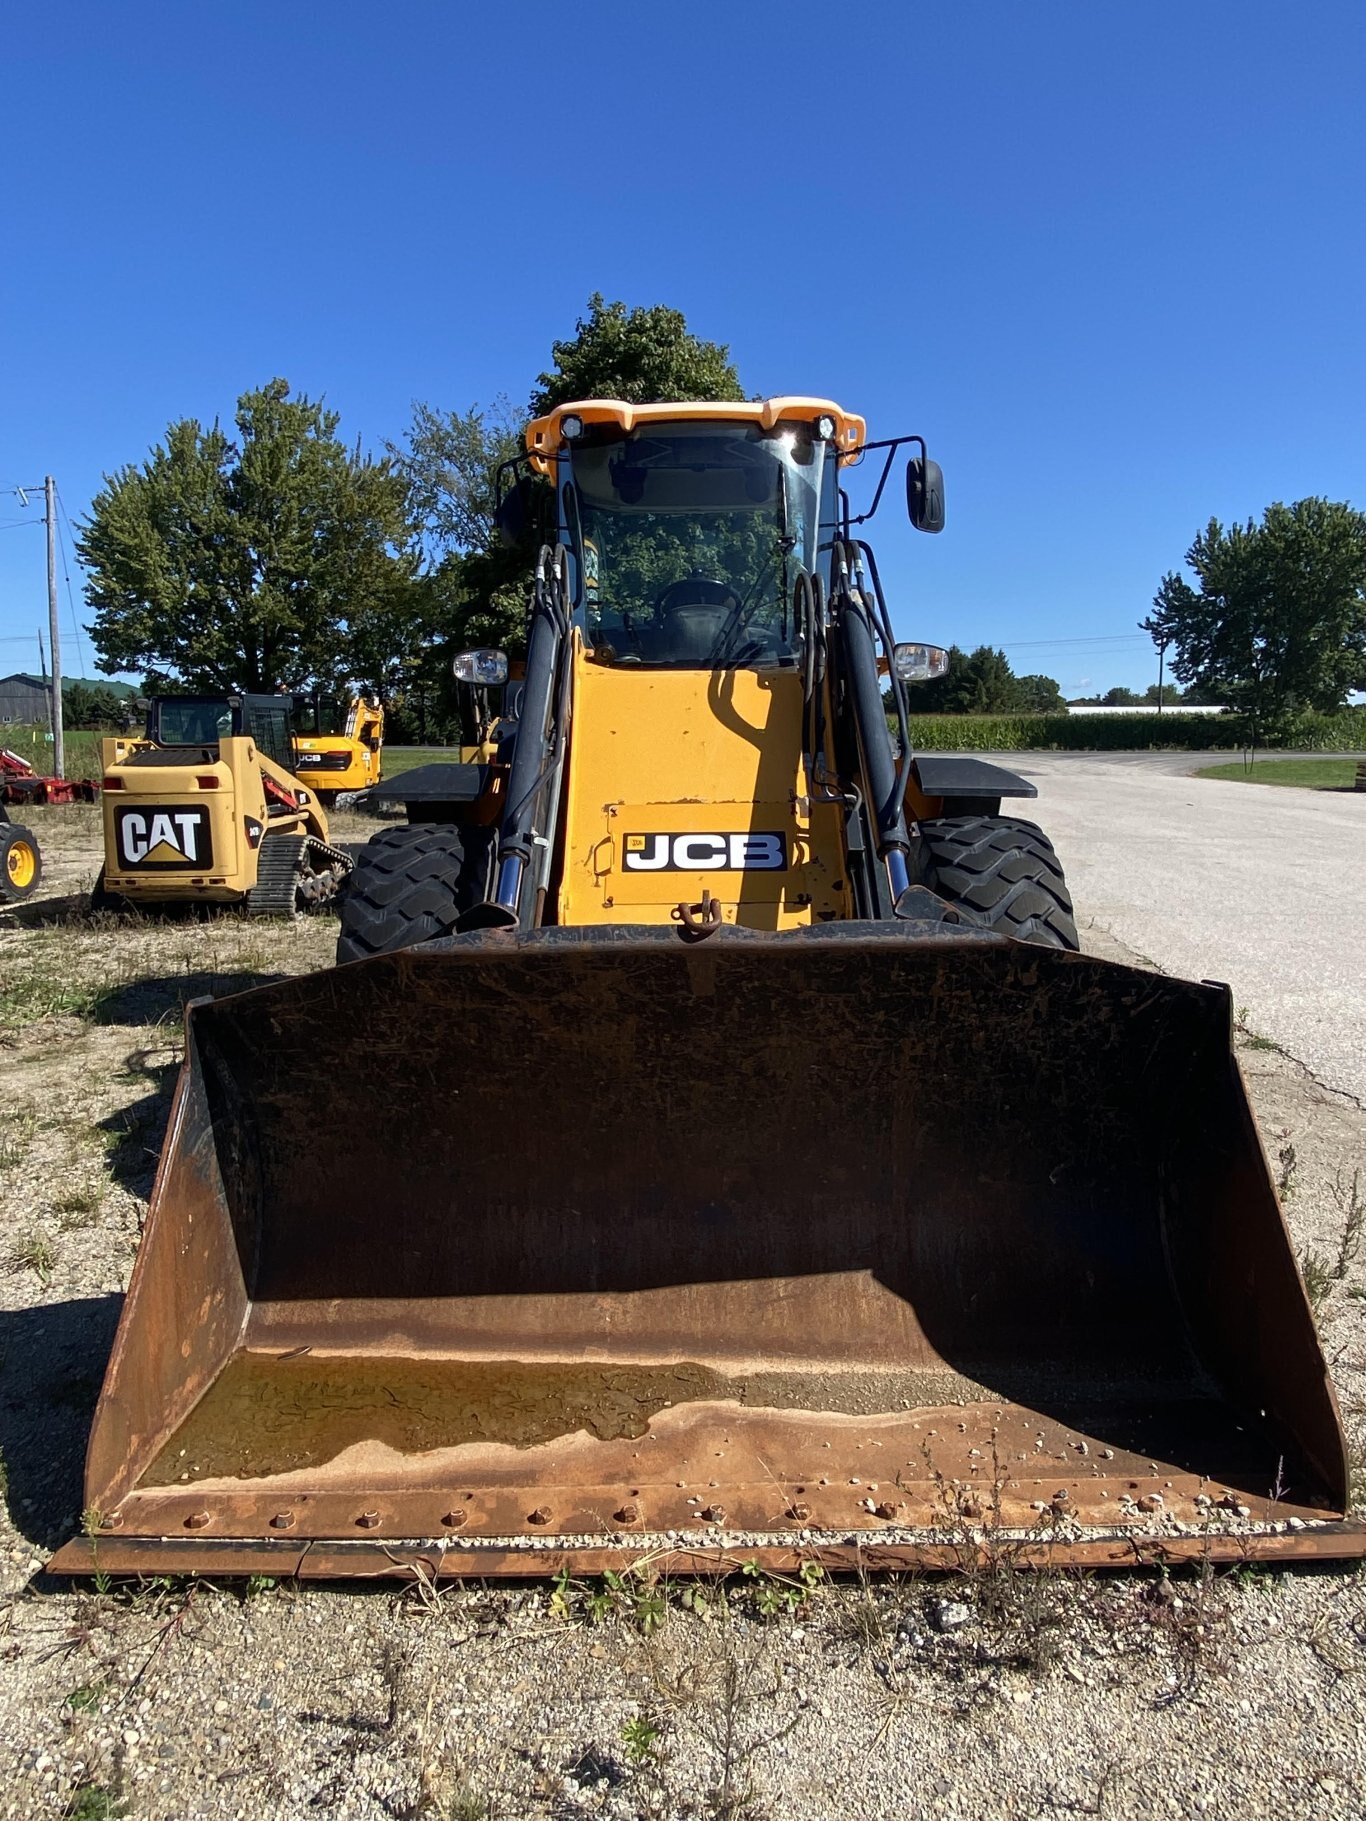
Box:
[53,487,89,678]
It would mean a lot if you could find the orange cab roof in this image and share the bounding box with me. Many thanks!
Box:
[525,397,866,473]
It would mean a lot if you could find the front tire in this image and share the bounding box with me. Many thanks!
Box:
[911,816,1079,949]
[336,824,493,963]
[0,822,41,902]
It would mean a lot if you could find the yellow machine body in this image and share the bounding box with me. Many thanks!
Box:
[52,398,1365,1581]
[98,699,339,909]
[292,694,385,797]
[559,640,850,927]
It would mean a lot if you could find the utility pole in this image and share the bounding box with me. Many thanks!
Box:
[45,475,63,777]
[1157,639,1168,714]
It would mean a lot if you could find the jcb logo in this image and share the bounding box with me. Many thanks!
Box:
[115,805,213,869]
[622,832,786,872]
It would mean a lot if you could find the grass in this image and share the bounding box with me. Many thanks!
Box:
[7,1230,58,1283]
[377,744,466,779]
[1196,757,1360,789]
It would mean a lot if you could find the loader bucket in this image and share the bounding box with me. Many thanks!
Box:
[51,923,1365,1579]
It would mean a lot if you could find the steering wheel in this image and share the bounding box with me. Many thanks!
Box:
[651,573,741,617]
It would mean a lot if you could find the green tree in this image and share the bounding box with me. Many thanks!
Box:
[1015,672,1065,713]
[79,379,418,696]
[1144,499,1366,736]
[530,294,745,415]
[944,645,1022,714]
[399,296,751,680]
[62,682,126,728]
[1102,686,1143,706]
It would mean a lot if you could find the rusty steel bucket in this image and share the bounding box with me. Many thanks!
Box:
[50,923,1365,1578]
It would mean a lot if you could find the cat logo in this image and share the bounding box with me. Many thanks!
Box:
[115,805,213,869]
[622,832,786,872]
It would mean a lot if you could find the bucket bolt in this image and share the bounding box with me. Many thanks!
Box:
[614,1503,640,1525]
[528,1506,553,1526]
[184,1511,212,1531]
[442,1509,468,1530]
[356,1512,382,1530]
[269,1511,296,1531]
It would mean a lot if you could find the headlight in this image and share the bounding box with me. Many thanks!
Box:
[815,413,836,440]
[892,643,950,682]
[561,413,584,440]
[452,648,509,686]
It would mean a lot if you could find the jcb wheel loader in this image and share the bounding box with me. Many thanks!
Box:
[53,398,1363,1581]
[93,694,351,915]
[290,690,385,804]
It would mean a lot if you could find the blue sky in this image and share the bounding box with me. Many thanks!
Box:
[2,1,1363,697]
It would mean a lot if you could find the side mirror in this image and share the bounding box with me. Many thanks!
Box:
[907,456,945,533]
[494,475,536,548]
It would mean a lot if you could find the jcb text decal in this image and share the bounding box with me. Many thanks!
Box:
[115,805,213,869]
[622,832,786,872]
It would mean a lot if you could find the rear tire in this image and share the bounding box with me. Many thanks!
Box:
[336,824,493,963]
[90,865,128,914]
[911,816,1079,949]
[0,822,41,902]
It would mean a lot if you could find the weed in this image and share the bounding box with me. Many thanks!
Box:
[739,1559,824,1620]
[1244,1033,1278,1052]
[7,1230,58,1283]
[645,1613,797,1820]
[441,1785,493,1821]
[54,1186,102,1228]
[1300,1248,1335,1316]
[66,1680,110,1712]
[1120,1564,1230,1705]
[620,1712,664,1765]
[244,1574,278,1599]
[1276,1133,1299,1198]
[0,1107,37,1169]
[551,1563,668,1635]
[62,1786,124,1821]
[1331,1168,1365,1281]
[0,966,101,1030]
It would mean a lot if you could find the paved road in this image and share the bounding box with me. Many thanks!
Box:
[994,752,1366,1101]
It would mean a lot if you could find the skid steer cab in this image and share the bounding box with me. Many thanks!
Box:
[290,691,384,804]
[95,693,352,916]
[53,396,1363,1583]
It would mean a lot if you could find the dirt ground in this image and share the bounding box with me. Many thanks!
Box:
[1,804,1364,1821]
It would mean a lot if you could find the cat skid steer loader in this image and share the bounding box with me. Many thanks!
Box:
[54,398,1364,1580]
[93,694,351,915]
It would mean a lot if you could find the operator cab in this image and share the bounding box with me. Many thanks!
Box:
[560,418,839,670]
[147,695,297,772]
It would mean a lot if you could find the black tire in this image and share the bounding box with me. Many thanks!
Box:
[336,824,493,963]
[0,822,41,903]
[89,865,128,914]
[910,816,1079,949]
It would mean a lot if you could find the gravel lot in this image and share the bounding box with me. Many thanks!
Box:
[1,793,1364,1821]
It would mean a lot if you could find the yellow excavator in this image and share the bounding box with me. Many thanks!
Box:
[53,397,1361,1580]
[290,690,384,804]
[93,693,351,914]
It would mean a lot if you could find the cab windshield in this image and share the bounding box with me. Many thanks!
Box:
[569,421,827,668]
[152,699,233,745]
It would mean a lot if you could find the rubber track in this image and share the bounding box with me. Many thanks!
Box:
[911,816,1079,949]
[336,825,492,962]
[246,834,353,919]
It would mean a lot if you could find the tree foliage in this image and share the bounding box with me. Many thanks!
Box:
[396,296,752,697]
[901,644,1063,715]
[1144,499,1366,734]
[79,380,417,695]
[529,294,745,415]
